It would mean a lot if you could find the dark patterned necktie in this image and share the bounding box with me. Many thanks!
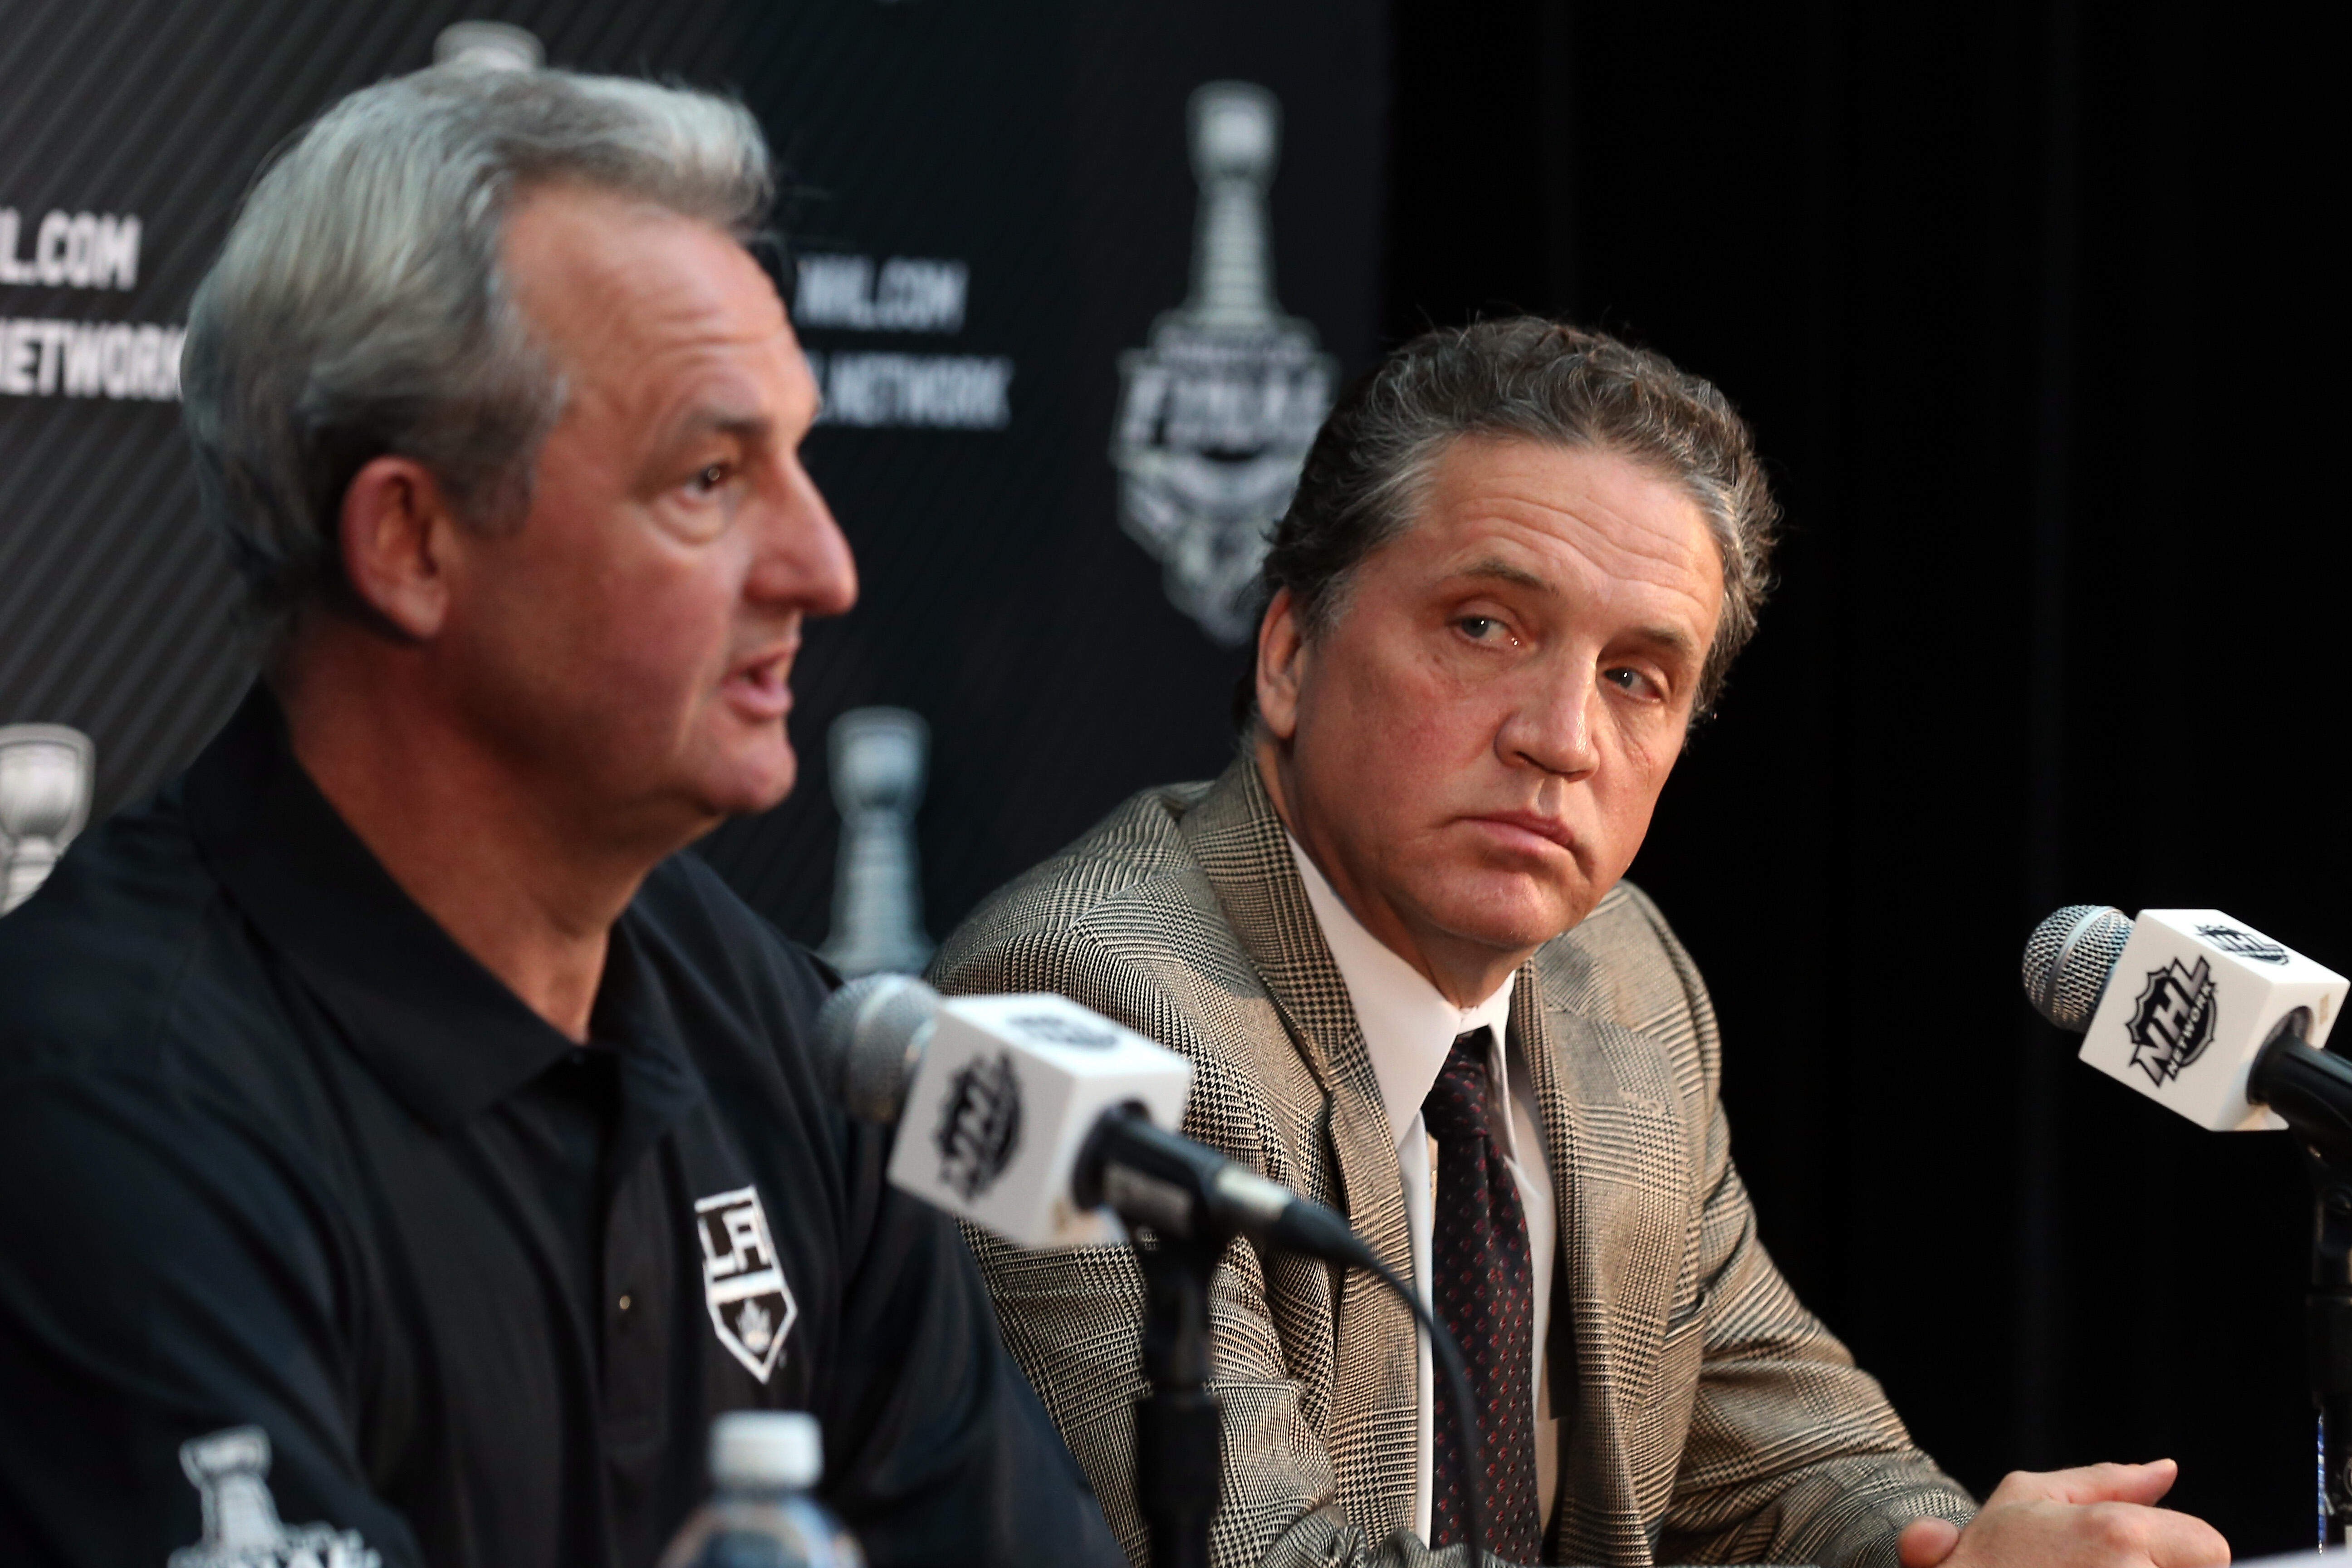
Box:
[1422,1026,1543,1560]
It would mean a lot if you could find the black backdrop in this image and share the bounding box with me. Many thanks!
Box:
[1386,0,2347,1552]
[0,0,1386,927]
[5,0,2346,1558]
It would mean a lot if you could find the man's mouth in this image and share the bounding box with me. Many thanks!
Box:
[1466,810,1577,855]
[723,650,795,720]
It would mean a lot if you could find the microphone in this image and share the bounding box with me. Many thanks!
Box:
[816,974,1374,1266]
[823,976,1483,1562]
[2022,905,2352,1149]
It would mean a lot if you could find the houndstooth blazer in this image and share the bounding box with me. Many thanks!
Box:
[929,758,1975,1568]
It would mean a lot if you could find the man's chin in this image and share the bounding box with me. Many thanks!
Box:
[698,746,799,819]
[1424,876,1595,953]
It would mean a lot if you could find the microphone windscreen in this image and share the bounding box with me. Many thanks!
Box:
[816,973,941,1121]
[2023,904,2135,1032]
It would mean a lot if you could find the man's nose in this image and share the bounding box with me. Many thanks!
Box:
[1499,660,1602,780]
[749,454,858,618]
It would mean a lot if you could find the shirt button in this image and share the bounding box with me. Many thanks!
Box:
[616,1292,634,1330]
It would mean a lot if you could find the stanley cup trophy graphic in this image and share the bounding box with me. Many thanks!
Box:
[818,707,935,978]
[0,723,95,916]
[170,1426,377,1568]
[1111,82,1338,645]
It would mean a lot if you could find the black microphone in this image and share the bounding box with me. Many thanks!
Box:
[1072,1104,1376,1268]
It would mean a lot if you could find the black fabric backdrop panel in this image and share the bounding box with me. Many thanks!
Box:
[0,0,1386,951]
[706,4,1388,942]
[1389,0,2348,1553]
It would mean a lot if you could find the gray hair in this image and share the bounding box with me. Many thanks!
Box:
[181,64,774,632]
[1259,318,1779,719]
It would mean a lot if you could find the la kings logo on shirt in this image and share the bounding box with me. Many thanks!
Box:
[169,1426,377,1568]
[694,1185,799,1383]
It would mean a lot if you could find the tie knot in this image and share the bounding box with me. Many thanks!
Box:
[1421,1028,1496,1145]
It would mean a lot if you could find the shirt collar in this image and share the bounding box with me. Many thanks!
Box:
[183,684,692,1135]
[1286,832,1514,1150]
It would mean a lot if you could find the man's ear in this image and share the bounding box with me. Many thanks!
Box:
[1255,586,1309,743]
[338,456,462,639]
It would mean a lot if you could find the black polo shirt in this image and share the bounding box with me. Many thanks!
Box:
[0,689,1123,1568]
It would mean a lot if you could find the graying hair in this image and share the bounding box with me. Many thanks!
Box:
[181,64,774,633]
[1260,318,1779,719]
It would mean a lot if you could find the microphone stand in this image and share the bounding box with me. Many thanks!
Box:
[2299,1141,2352,1550]
[2250,1016,2352,1548]
[1131,1223,1223,1568]
[1072,1107,1226,1568]
[1078,1105,1490,1566]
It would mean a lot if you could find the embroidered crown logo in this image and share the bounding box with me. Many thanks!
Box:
[2125,955,2220,1088]
[737,1298,774,1355]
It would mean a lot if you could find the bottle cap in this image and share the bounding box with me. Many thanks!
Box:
[710,1410,823,1490]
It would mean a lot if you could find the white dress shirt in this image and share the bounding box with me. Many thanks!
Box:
[1286,836,1558,1542]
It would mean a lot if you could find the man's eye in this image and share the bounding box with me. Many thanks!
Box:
[687,463,730,495]
[1457,616,1504,641]
[1604,667,1656,696]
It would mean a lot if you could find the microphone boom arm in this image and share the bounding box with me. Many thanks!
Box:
[2252,1012,2352,1161]
[1073,1104,1492,1567]
[2250,1013,2352,1546]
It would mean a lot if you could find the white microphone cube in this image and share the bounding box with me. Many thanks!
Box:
[887,992,1194,1248]
[2079,908,2349,1132]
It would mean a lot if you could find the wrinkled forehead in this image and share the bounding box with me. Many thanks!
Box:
[1356,435,1725,622]
[501,183,785,367]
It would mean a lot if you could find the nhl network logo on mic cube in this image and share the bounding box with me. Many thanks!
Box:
[2081,909,2350,1130]
[890,994,1193,1247]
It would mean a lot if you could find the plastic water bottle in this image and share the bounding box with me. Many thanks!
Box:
[657,1411,866,1568]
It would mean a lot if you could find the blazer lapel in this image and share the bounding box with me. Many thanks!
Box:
[1180,756,1419,1541]
[1521,930,1695,1566]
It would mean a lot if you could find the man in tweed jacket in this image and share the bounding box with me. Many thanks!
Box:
[933,322,2227,1568]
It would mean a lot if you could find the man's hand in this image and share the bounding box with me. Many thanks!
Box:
[1897,1460,2229,1568]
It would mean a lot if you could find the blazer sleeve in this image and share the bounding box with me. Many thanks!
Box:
[1628,894,1979,1568]
[934,923,1510,1568]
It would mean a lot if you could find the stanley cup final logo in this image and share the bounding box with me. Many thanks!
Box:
[170,1426,377,1568]
[1112,82,1338,645]
[0,723,94,915]
[818,707,935,979]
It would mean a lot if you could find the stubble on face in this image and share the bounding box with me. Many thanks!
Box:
[442,183,854,853]
[1259,436,1724,1004]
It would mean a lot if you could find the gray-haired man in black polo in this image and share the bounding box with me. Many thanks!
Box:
[0,64,1122,1568]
